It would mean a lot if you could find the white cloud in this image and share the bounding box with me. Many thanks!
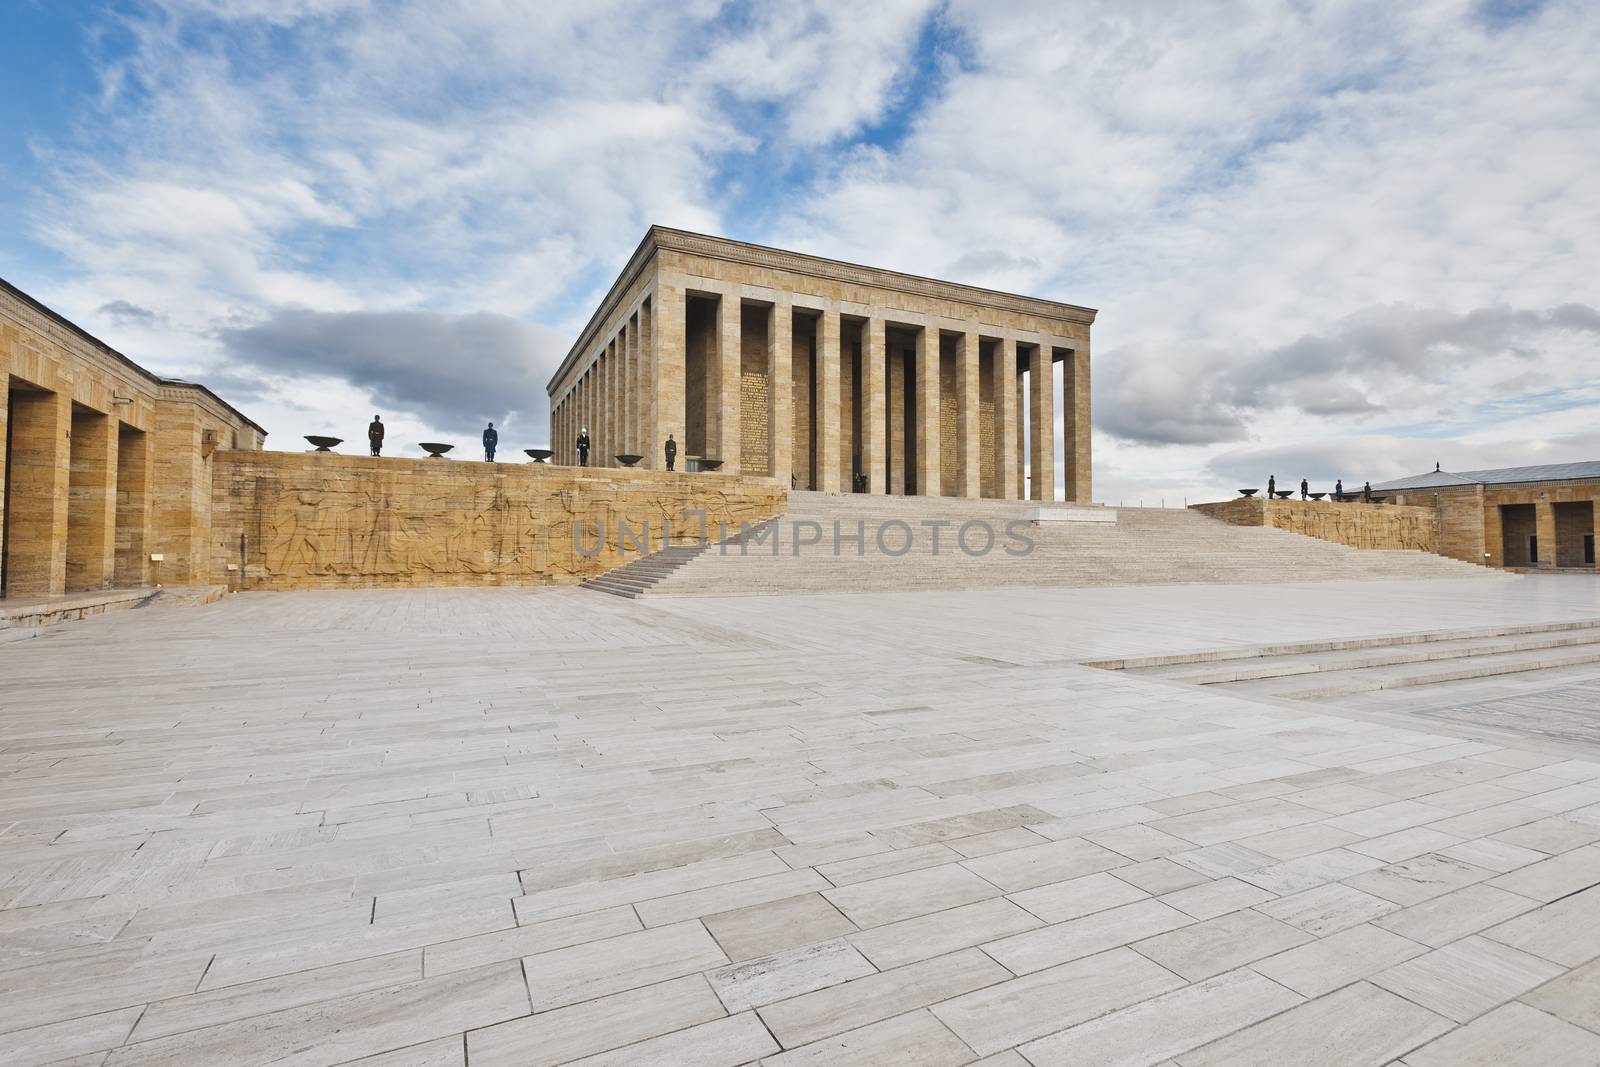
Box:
[14,0,1599,498]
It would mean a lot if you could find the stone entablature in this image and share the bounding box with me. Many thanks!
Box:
[546,228,1095,505]
[209,452,785,590]
[1193,497,1438,554]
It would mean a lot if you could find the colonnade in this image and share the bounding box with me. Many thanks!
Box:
[0,378,156,597]
[550,287,1090,503]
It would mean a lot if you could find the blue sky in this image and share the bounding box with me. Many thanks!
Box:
[3,0,1597,504]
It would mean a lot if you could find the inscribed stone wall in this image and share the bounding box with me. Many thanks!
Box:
[1389,485,1487,564]
[1193,497,1438,553]
[210,452,786,591]
[739,305,770,476]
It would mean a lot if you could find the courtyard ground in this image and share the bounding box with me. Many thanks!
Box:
[3,576,1600,1065]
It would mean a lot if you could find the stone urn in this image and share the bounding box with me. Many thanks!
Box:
[305,435,343,452]
[1237,488,1258,497]
[524,448,553,463]
[615,453,643,468]
[698,458,724,472]
[419,442,455,458]
[1309,492,1326,500]
[1273,490,1293,499]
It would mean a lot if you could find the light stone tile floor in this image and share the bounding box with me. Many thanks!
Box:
[1,575,1599,1065]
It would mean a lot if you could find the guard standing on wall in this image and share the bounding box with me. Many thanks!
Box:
[483,422,498,462]
[1335,478,1344,500]
[1363,481,1373,502]
[1300,478,1309,500]
[576,426,591,466]
[1267,474,1276,498]
[665,433,677,471]
[368,415,384,456]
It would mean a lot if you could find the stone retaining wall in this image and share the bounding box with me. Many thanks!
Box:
[209,451,786,590]
[1192,496,1438,553]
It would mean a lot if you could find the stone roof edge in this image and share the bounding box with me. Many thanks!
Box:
[547,226,1100,395]
[0,275,267,435]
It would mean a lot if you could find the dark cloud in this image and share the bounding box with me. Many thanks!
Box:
[218,307,566,435]
[1098,303,1600,446]
[97,300,159,324]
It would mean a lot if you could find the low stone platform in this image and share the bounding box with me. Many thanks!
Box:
[4,577,1600,1063]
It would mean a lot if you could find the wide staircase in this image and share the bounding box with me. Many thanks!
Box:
[584,492,1488,598]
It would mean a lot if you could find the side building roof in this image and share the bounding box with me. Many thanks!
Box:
[1373,460,1600,491]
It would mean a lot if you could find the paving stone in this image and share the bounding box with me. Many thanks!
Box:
[423,907,638,976]
[521,921,728,1011]
[1255,882,1401,936]
[1236,847,1385,895]
[703,893,857,963]
[1250,922,1428,997]
[1348,828,1463,863]
[1372,882,1542,947]
[1346,853,1495,906]
[0,1005,143,1067]
[1398,1002,1600,1066]
[982,899,1193,974]
[562,1011,777,1066]
[1371,935,1565,1022]
[465,973,725,1067]
[1488,844,1600,902]
[959,838,1130,892]
[1007,871,1149,923]
[823,864,1001,927]
[707,939,876,1011]
[931,947,1185,1056]
[848,897,1041,969]
[1159,876,1276,921]
[1522,955,1600,1032]
[1131,908,1312,981]
[1110,858,1211,894]
[106,961,528,1067]
[757,948,1009,1049]
[761,1009,976,1066]
[817,843,961,886]
[1435,837,1547,873]
[1174,981,1450,1066]
[948,827,1049,859]
[1482,886,1600,966]
[1016,967,1302,1067]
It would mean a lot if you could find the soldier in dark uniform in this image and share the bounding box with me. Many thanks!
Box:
[1363,481,1372,502]
[1267,474,1276,498]
[1300,478,1309,500]
[482,421,498,462]
[368,415,384,456]
[665,433,677,471]
[1335,478,1344,501]
[576,426,591,466]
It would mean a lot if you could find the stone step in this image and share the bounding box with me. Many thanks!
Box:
[1154,629,1600,684]
[1267,644,1600,699]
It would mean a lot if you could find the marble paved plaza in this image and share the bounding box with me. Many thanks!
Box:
[4,576,1600,1065]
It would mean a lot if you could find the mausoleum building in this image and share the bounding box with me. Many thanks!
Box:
[546,228,1095,502]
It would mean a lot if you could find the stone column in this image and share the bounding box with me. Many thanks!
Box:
[1029,343,1055,501]
[861,315,887,494]
[652,284,685,469]
[993,338,1019,501]
[768,298,793,488]
[1536,501,1557,567]
[888,345,907,495]
[817,309,842,492]
[956,329,980,498]
[67,408,119,592]
[625,315,639,457]
[638,299,658,469]
[599,345,612,466]
[1064,340,1091,504]
[7,388,72,595]
[915,325,941,497]
[115,426,155,587]
[716,292,742,471]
